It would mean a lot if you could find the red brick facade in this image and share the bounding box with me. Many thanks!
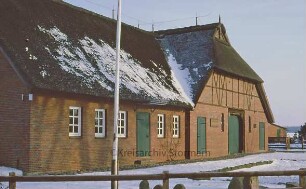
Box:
[27,92,186,173]
[189,71,270,159]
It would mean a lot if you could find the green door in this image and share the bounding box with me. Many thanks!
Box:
[228,115,240,154]
[136,112,150,157]
[259,122,265,150]
[197,117,206,154]
[276,129,281,137]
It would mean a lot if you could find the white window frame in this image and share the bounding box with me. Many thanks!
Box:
[117,111,127,138]
[69,106,81,137]
[172,115,179,138]
[157,114,165,138]
[95,109,106,138]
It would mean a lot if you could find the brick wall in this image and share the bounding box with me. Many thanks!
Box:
[29,93,185,173]
[0,51,30,171]
[189,71,270,159]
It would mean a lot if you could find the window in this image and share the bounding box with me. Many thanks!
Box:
[117,111,127,137]
[248,116,252,133]
[157,114,165,138]
[95,109,105,138]
[172,115,179,138]
[221,113,225,132]
[69,106,81,137]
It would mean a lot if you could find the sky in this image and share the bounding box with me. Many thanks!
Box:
[63,0,306,127]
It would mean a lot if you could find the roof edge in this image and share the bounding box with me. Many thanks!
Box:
[155,23,220,36]
[256,83,275,123]
[53,0,153,35]
[271,123,287,130]
[32,88,192,110]
[213,67,263,84]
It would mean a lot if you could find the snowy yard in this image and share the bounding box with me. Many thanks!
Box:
[1,152,306,189]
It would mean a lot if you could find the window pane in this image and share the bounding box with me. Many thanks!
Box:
[74,118,78,124]
[75,126,78,133]
[99,111,103,117]
[74,109,78,116]
[69,126,73,132]
[69,109,73,116]
[95,127,98,133]
[69,117,73,124]
[121,128,124,134]
[95,119,98,126]
[121,120,124,127]
[99,127,103,133]
[99,119,103,126]
[95,111,99,117]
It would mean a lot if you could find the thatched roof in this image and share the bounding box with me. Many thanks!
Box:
[0,0,191,107]
[0,0,274,121]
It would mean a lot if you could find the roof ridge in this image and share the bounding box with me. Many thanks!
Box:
[52,0,154,35]
[155,23,220,36]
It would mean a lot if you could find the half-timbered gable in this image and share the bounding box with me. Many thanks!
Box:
[157,23,274,159]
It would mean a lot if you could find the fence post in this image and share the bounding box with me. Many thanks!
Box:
[162,171,169,189]
[139,180,149,189]
[9,172,16,189]
[243,176,259,189]
[299,168,306,189]
[173,184,186,189]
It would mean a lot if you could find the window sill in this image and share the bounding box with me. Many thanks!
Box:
[69,136,82,139]
[95,136,106,139]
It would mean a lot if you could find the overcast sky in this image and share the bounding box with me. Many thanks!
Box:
[63,0,305,127]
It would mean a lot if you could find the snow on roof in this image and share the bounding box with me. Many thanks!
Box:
[158,29,214,102]
[37,26,192,105]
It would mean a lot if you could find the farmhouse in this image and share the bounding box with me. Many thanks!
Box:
[0,0,275,173]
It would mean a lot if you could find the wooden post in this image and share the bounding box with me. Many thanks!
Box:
[153,185,163,189]
[286,137,290,149]
[173,184,186,189]
[243,176,259,189]
[9,172,16,189]
[299,168,306,189]
[139,180,149,189]
[162,171,169,189]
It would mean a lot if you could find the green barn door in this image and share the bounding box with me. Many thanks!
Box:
[276,129,281,137]
[228,115,240,154]
[259,122,265,150]
[136,112,150,157]
[197,117,206,154]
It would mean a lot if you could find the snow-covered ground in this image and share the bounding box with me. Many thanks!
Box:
[1,152,305,189]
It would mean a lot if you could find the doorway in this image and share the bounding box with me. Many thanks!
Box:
[228,114,244,154]
[136,112,150,157]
